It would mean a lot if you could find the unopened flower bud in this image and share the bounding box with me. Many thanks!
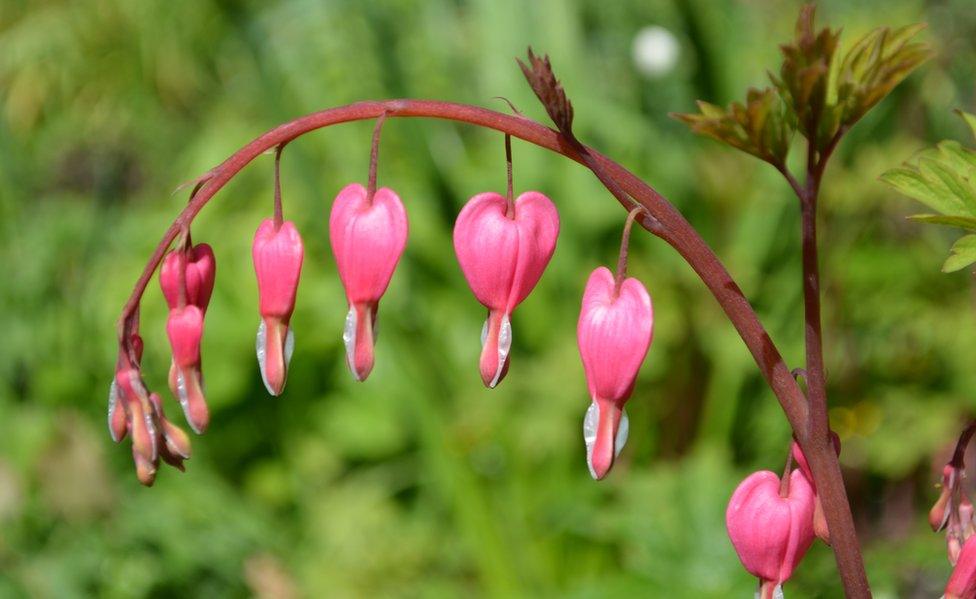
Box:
[726,470,816,596]
[330,183,408,382]
[115,367,158,486]
[160,243,216,312]
[453,191,558,388]
[253,219,304,395]
[166,305,208,433]
[148,392,191,471]
[577,266,653,480]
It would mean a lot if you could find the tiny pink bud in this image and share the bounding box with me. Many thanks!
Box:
[726,470,816,592]
[165,305,209,433]
[453,191,559,388]
[253,219,304,395]
[947,536,976,599]
[330,183,408,382]
[577,266,652,480]
[160,243,216,312]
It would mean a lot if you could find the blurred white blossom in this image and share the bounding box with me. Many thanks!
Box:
[632,25,680,77]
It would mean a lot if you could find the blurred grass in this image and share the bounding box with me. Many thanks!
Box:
[1,0,975,597]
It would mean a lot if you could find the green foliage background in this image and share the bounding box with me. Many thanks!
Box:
[1,0,975,597]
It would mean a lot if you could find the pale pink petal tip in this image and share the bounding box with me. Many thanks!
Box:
[342,304,376,382]
[582,400,629,480]
[256,318,295,396]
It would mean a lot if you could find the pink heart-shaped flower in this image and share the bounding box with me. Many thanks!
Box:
[453,191,559,388]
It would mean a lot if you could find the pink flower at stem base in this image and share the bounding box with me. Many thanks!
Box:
[453,191,559,388]
[577,266,652,480]
[253,219,304,396]
[726,470,816,598]
[330,183,408,382]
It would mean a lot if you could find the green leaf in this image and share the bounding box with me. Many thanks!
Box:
[918,158,976,215]
[942,235,976,272]
[671,87,794,165]
[907,214,976,231]
[880,167,968,215]
[936,140,976,177]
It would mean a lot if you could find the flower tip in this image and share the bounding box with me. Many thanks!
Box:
[135,453,157,487]
[256,318,294,396]
[343,305,375,382]
[582,401,629,481]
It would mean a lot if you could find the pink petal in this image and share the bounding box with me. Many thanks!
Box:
[329,184,408,305]
[577,267,653,403]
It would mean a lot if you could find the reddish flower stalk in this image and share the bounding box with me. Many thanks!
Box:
[113,97,865,593]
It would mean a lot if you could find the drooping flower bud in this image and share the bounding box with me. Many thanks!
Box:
[148,392,191,471]
[726,470,816,599]
[329,183,408,382]
[453,191,559,388]
[947,536,976,599]
[107,333,143,443]
[114,367,159,485]
[166,305,208,433]
[790,431,841,543]
[160,243,216,312]
[252,219,304,395]
[577,266,653,480]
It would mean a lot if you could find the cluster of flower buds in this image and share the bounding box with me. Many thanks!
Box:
[330,183,408,381]
[453,191,559,388]
[109,336,193,485]
[726,469,816,599]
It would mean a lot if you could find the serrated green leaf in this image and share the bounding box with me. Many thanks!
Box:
[918,158,976,215]
[936,141,976,178]
[942,235,976,272]
[881,167,967,215]
[907,214,976,231]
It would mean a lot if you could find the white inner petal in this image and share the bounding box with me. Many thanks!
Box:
[616,409,630,457]
[284,326,295,368]
[755,586,784,599]
[143,409,158,461]
[489,315,512,388]
[480,318,489,347]
[583,401,598,479]
[256,320,271,394]
[176,369,189,411]
[107,380,120,440]
[343,306,357,377]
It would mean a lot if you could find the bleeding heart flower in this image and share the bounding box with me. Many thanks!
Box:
[727,469,816,599]
[453,191,559,388]
[577,266,652,480]
[160,243,216,313]
[947,536,976,599]
[148,392,191,471]
[253,219,304,396]
[329,183,408,382]
[166,305,208,433]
